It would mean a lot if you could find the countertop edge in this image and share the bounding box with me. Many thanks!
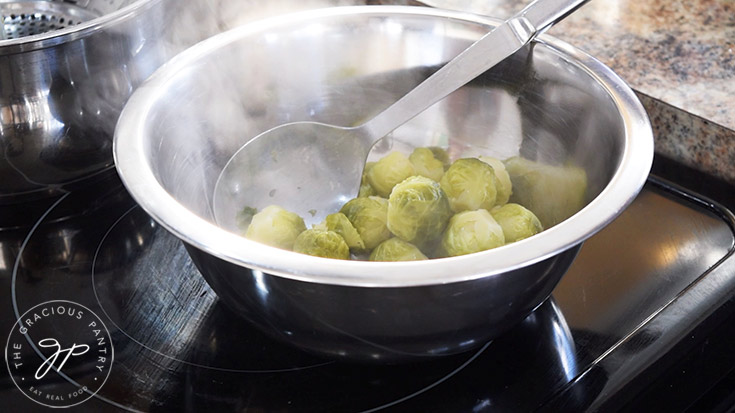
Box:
[639,93,735,186]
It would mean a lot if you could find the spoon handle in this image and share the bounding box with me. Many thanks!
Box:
[361,0,589,145]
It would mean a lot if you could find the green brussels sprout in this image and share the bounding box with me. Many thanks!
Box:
[314,212,366,252]
[245,205,306,250]
[440,209,505,257]
[362,161,376,183]
[478,156,512,206]
[340,196,392,250]
[367,151,416,198]
[409,147,446,182]
[439,158,498,212]
[387,176,452,247]
[490,203,543,243]
[359,161,377,198]
[428,146,451,169]
[504,157,588,228]
[369,238,428,262]
[235,206,258,232]
[293,229,350,259]
[358,182,376,198]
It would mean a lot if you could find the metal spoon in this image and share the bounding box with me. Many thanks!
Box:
[213,0,588,230]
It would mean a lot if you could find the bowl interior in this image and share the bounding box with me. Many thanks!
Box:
[115,7,651,286]
[148,11,620,222]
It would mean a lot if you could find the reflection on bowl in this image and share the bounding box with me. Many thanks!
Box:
[114,6,653,362]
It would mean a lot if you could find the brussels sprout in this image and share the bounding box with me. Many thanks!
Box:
[315,212,366,251]
[235,206,258,232]
[439,209,505,257]
[362,161,376,183]
[387,176,452,247]
[490,203,543,243]
[428,146,451,169]
[409,147,446,182]
[478,156,512,206]
[358,182,376,198]
[293,229,350,259]
[369,238,428,262]
[504,157,588,228]
[340,196,392,249]
[439,158,498,212]
[245,205,306,250]
[367,151,416,198]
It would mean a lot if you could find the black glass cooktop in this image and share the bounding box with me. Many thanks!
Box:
[1,166,735,412]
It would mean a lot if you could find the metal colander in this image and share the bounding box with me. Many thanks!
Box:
[1,0,134,39]
[0,0,178,203]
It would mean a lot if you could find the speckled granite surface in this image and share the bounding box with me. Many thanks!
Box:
[416,0,735,128]
[413,0,735,184]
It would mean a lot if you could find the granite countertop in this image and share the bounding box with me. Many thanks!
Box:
[414,0,735,185]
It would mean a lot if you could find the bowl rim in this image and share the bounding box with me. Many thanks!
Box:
[113,5,654,288]
[0,0,164,54]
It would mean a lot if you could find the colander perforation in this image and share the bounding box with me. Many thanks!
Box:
[1,0,129,39]
[3,12,79,38]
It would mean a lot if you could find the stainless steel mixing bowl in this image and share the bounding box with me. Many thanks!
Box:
[114,6,654,362]
[0,0,204,203]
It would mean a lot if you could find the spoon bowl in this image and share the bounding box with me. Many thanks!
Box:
[214,122,368,229]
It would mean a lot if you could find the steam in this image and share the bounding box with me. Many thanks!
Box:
[163,0,368,52]
[152,1,379,222]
